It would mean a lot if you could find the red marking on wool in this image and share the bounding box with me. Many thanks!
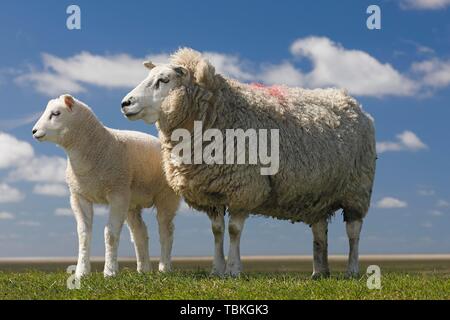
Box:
[250,83,287,103]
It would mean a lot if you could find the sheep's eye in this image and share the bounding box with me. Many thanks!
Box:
[49,111,61,120]
[154,78,169,89]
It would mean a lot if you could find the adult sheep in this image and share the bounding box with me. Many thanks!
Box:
[32,95,180,278]
[121,48,376,278]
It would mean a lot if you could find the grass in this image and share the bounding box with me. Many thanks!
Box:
[1,269,449,300]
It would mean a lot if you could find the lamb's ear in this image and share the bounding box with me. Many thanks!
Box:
[62,94,75,111]
[194,58,216,87]
[143,60,156,70]
[173,66,189,77]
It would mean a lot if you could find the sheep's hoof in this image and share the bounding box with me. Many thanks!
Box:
[311,271,330,280]
[344,271,359,279]
[224,265,242,278]
[210,269,225,277]
[210,263,225,277]
[158,263,172,273]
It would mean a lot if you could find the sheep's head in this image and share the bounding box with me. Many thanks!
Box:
[32,94,78,144]
[121,62,190,124]
[121,48,217,125]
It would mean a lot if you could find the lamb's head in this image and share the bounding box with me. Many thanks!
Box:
[32,94,79,144]
[121,48,217,125]
[121,62,190,124]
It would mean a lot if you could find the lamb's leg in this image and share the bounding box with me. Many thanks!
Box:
[104,193,129,277]
[345,219,363,278]
[207,211,225,276]
[311,219,330,279]
[126,208,151,273]
[225,212,248,277]
[71,194,93,279]
[156,203,176,272]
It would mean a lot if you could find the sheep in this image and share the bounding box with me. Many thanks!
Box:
[121,48,376,278]
[32,94,180,278]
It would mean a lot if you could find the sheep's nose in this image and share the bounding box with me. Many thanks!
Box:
[121,100,131,108]
[32,129,37,135]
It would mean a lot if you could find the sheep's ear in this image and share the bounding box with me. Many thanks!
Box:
[143,60,156,70]
[173,66,188,77]
[62,94,75,111]
[194,59,216,87]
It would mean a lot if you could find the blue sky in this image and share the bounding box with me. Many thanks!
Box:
[0,0,450,258]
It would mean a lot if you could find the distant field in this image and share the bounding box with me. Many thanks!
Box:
[1,255,449,299]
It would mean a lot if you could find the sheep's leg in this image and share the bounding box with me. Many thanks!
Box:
[225,212,248,277]
[207,211,225,276]
[71,194,93,279]
[311,219,330,279]
[156,204,176,272]
[345,219,363,278]
[104,193,129,277]
[126,208,151,273]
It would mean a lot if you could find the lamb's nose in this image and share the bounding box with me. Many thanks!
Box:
[32,129,37,135]
[121,100,131,108]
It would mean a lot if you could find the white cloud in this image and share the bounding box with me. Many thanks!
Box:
[8,156,67,183]
[17,220,41,227]
[412,58,450,88]
[16,52,169,96]
[401,0,450,10]
[0,112,41,131]
[94,206,108,216]
[0,132,34,169]
[203,52,254,81]
[376,197,408,209]
[436,199,450,208]
[429,210,443,216]
[54,208,72,216]
[55,206,109,217]
[417,187,435,196]
[260,36,417,97]
[0,212,15,220]
[421,221,433,228]
[377,130,427,153]
[0,183,25,203]
[17,38,423,98]
[0,131,67,184]
[33,183,69,197]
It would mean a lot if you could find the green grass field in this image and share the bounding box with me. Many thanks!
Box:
[1,256,449,300]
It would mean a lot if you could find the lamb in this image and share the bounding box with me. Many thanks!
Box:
[32,94,180,278]
[121,48,376,278]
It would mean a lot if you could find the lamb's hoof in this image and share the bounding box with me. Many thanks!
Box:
[75,271,90,280]
[75,265,91,279]
[158,262,172,273]
[344,271,359,279]
[103,268,118,278]
[311,271,330,280]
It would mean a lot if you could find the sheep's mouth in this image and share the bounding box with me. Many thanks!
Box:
[33,133,46,140]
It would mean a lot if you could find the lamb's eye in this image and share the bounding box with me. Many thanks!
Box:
[49,111,61,120]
